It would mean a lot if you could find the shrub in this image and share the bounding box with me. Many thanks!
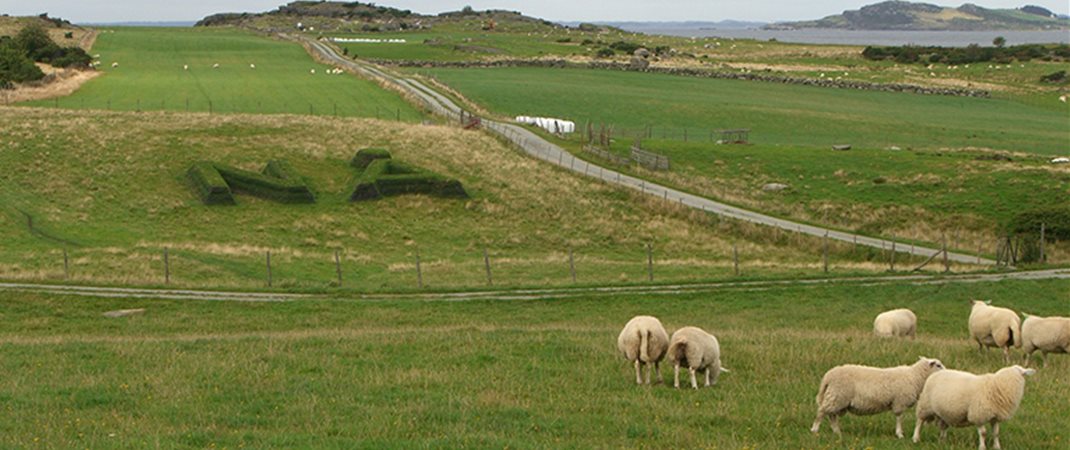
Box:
[608,41,641,54]
[1007,207,1070,241]
[348,150,467,201]
[0,44,44,86]
[50,46,91,68]
[1040,70,1067,83]
[595,48,614,58]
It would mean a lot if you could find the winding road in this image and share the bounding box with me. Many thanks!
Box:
[303,38,996,266]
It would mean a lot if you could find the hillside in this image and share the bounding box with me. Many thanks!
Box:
[771,1,1070,30]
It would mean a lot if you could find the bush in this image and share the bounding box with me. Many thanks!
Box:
[1007,207,1070,241]
[608,41,641,54]
[0,44,44,86]
[1040,70,1067,83]
[50,46,91,68]
[348,150,467,201]
[595,48,614,58]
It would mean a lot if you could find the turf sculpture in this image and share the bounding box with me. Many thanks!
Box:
[349,148,468,201]
[188,160,315,205]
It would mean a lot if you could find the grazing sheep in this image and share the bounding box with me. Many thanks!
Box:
[913,366,1035,450]
[874,308,917,338]
[1059,95,1067,103]
[212,63,220,69]
[969,300,1021,363]
[111,62,118,68]
[183,64,188,70]
[249,63,256,69]
[1020,313,1070,367]
[667,326,727,389]
[310,69,316,74]
[811,357,945,438]
[617,315,670,385]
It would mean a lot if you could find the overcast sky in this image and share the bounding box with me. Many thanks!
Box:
[1,1,1067,24]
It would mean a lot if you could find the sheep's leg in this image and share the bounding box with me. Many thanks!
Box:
[811,411,824,434]
[1042,352,1049,368]
[704,368,711,387]
[644,362,652,384]
[1002,346,1011,364]
[894,413,904,439]
[634,360,643,385]
[991,421,1001,450]
[939,420,949,441]
[689,367,698,389]
[673,364,681,389]
[829,414,841,436]
[912,416,924,443]
[977,424,988,450]
[1021,350,1031,367]
[654,361,663,383]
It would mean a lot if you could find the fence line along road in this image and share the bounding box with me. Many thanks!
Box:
[303,37,996,266]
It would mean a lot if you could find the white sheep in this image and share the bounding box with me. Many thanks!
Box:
[183,64,188,70]
[874,308,917,338]
[212,63,220,69]
[811,357,945,438]
[1060,95,1067,103]
[310,69,316,74]
[1020,313,1070,367]
[617,315,669,385]
[969,300,1021,363]
[667,326,727,389]
[913,365,1035,450]
[111,62,118,68]
[249,63,256,69]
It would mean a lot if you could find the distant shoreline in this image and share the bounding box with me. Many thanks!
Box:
[626,28,1070,47]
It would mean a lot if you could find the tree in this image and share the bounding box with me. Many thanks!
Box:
[993,36,1006,48]
[0,44,45,88]
[16,24,58,61]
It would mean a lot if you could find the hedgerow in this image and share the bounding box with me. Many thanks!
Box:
[188,160,315,205]
[187,161,235,205]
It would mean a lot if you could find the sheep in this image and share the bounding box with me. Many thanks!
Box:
[811,357,945,438]
[667,326,727,389]
[310,69,316,74]
[111,62,118,68]
[249,63,256,69]
[1020,313,1070,367]
[617,315,670,385]
[912,365,1035,450]
[183,64,188,71]
[874,308,917,338]
[969,300,1021,363]
[1060,95,1067,103]
[212,63,220,69]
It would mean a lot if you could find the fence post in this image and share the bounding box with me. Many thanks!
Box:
[568,246,576,283]
[733,243,739,276]
[646,243,654,282]
[942,234,949,273]
[483,246,493,286]
[977,242,982,265]
[823,232,829,273]
[1040,223,1046,263]
[334,249,343,286]
[266,251,272,287]
[164,247,170,284]
[63,248,69,281]
[890,237,896,272]
[415,249,423,289]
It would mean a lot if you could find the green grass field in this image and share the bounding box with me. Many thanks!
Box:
[424,67,1070,248]
[1,278,1066,448]
[20,27,422,120]
[1,107,936,292]
[425,67,1068,155]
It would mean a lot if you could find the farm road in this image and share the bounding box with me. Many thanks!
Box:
[302,38,995,265]
[2,269,1067,303]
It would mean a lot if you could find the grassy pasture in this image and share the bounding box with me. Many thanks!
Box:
[0,278,1066,448]
[0,107,944,292]
[424,67,1070,248]
[18,27,422,120]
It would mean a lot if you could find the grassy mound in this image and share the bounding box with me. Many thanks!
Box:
[349,148,467,201]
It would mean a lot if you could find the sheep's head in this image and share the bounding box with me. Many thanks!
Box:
[917,356,945,373]
[1005,365,1036,378]
[970,300,991,309]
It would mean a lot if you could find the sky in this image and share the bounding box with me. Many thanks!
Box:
[1,0,1067,24]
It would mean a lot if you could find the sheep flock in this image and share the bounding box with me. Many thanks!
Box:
[620,300,1065,449]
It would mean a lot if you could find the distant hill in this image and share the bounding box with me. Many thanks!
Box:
[769,1,1070,30]
[567,21,769,32]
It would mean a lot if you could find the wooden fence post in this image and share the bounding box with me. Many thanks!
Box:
[733,243,739,276]
[483,246,493,286]
[823,232,829,273]
[63,248,69,281]
[646,243,654,282]
[334,249,343,286]
[941,234,949,273]
[164,247,170,284]
[890,237,896,272]
[1040,223,1046,263]
[568,246,576,283]
[415,249,423,289]
[266,251,272,287]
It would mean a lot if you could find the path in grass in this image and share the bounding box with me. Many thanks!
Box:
[21,27,421,120]
[306,38,997,266]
